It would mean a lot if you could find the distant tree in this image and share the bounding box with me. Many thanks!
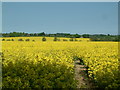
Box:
[18,39,24,41]
[118,35,120,41]
[74,34,81,38]
[38,32,45,36]
[32,40,35,42]
[6,39,11,41]
[25,39,30,41]
[2,39,5,41]
[74,38,78,41]
[113,36,119,41]
[82,34,90,38]
[30,33,34,36]
[33,33,38,36]
[42,37,46,41]
[11,39,14,41]
[69,38,74,41]
[53,37,57,41]
[63,39,68,41]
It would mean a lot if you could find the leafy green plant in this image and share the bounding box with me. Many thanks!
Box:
[42,37,46,41]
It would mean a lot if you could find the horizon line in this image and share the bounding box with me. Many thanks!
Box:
[1,31,118,35]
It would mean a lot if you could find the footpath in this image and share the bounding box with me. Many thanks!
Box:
[74,60,95,88]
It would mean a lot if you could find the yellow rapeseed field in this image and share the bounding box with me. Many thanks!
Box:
[1,37,119,89]
[0,37,90,42]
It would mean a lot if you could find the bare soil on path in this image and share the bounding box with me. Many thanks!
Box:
[74,60,96,88]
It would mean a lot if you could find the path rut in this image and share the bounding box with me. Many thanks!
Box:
[74,60,95,88]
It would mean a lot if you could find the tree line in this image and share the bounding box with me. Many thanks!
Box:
[0,32,119,41]
[1,32,83,38]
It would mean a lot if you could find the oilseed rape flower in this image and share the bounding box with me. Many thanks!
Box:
[1,37,119,88]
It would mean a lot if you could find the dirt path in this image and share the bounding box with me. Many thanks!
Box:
[74,60,95,88]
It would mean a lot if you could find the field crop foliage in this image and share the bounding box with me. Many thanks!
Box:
[1,37,119,89]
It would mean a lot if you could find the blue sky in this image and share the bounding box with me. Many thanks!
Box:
[0,1,2,33]
[2,2,118,34]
